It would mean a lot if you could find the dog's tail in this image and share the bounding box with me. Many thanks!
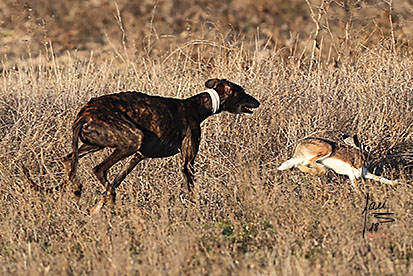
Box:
[277,157,299,171]
[69,118,84,182]
[21,163,63,193]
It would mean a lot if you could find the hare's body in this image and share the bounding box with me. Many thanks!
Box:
[278,136,397,191]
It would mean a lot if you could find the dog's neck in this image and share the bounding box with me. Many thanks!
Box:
[203,89,220,114]
[186,89,222,123]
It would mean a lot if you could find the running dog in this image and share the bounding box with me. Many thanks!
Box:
[62,78,260,215]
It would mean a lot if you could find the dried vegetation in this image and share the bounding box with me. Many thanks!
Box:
[0,0,412,275]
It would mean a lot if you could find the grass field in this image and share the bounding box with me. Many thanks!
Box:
[0,1,412,275]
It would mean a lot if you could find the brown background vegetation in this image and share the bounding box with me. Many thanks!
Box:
[1,0,412,62]
[0,0,412,275]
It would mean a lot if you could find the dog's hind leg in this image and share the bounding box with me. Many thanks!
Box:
[90,147,137,216]
[90,152,145,216]
[61,144,103,196]
[108,152,146,202]
[62,144,103,173]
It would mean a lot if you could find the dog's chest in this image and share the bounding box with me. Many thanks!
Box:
[133,106,191,157]
[139,124,186,157]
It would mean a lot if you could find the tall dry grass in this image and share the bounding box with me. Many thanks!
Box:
[0,33,412,275]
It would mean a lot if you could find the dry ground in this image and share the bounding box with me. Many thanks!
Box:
[0,0,412,275]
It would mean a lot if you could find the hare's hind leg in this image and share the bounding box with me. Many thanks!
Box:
[278,157,299,171]
[364,172,398,185]
[297,164,327,175]
[349,176,363,194]
[305,155,329,176]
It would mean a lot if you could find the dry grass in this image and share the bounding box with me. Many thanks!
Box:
[0,1,413,275]
[0,37,412,275]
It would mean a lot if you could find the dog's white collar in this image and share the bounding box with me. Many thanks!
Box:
[203,89,220,114]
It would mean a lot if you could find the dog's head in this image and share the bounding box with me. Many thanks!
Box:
[205,78,260,114]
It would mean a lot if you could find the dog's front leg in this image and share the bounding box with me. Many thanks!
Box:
[180,126,201,193]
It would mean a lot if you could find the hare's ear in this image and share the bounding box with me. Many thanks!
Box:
[343,134,356,147]
[352,135,361,148]
[344,134,362,149]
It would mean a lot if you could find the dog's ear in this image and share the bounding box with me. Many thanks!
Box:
[220,79,233,94]
[205,79,220,89]
[213,79,233,94]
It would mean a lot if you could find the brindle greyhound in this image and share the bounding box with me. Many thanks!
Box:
[62,78,260,215]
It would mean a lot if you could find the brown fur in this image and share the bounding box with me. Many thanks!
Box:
[278,135,373,192]
[294,138,334,175]
[298,137,367,172]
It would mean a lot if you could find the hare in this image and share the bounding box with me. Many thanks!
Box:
[277,135,398,192]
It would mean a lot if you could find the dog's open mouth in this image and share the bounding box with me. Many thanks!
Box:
[241,105,256,114]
